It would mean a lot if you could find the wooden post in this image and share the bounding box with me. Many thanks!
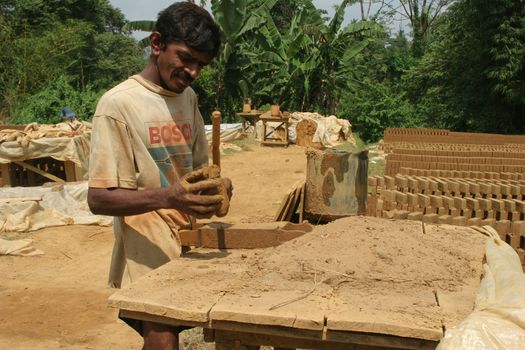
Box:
[1,163,11,187]
[64,161,77,182]
[212,111,221,168]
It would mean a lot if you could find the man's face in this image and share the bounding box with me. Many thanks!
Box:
[155,41,214,93]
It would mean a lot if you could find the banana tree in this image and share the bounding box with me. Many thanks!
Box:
[246,0,380,114]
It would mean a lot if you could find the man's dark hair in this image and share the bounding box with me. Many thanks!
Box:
[154,2,222,57]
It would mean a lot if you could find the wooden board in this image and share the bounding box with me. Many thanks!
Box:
[179,222,312,249]
[210,286,329,331]
[326,287,443,341]
[108,251,247,324]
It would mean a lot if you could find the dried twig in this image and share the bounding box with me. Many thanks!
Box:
[269,274,323,311]
[60,251,72,260]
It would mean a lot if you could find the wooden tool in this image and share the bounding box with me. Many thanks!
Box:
[212,111,221,167]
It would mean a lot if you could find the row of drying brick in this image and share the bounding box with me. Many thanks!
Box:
[388,153,525,165]
[385,161,525,176]
[398,168,525,180]
[390,148,525,159]
[383,128,525,145]
[375,189,525,222]
[369,197,525,269]
[382,142,525,154]
[369,175,525,199]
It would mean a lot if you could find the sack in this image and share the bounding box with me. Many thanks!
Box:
[437,226,525,350]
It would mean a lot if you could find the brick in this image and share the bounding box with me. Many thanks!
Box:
[467,217,482,226]
[422,213,439,224]
[436,179,448,193]
[442,196,455,210]
[468,182,480,195]
[495,220,511,240]
[465,198,479,210]
[511,221,525,235]
[438,215,452,225]
[437,207,448,215]
[393,210,409,220]
[382,210,395,219]
[503,199,516,212]
[478,198,492,211]
[481,218,496,227]
[452,216,467,226]
[407,193,419,206]
[516,248,525,264]
[382,190,396,202]
[506,233,521,250]
[384,175,395,189]
[394,175,408,190]
[458,182,469,194]
[491,199,505,211]
[407,212,423,221]
[454,197,467,210]
[462,209,473,219]
[418,194,430,207]
[479,183,492,196]
[394,191,408,204]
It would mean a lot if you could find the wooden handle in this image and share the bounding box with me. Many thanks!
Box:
[212,111,221,167]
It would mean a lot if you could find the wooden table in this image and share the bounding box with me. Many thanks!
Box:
[108,248,460,350]
[236,111,263,134]
[259,114,290,146]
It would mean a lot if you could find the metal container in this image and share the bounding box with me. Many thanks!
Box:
[304,148,368,223]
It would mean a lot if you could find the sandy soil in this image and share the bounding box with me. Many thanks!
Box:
[0,142,307,350]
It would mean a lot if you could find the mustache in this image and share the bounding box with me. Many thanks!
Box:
[173,71,194,84]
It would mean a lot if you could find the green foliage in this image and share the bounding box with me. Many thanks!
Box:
[192,66,219,124]
[405,0,525,133]
[339,80,418,142]
[0,0,143,123]
[10,76,102,124]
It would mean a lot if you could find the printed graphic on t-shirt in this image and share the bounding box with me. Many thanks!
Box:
[145,119,193,187]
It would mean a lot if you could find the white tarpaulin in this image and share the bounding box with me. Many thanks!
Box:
[0,182,111,233]
[437,226,525,350]
[0,121,91,177]
[0,238,44,256]
[205,123,244,143]
[255,112,355,147]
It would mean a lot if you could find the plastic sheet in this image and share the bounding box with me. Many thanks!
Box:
[437,226,525,350]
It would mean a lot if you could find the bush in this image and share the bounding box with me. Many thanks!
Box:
[338,81,420,143]
[9,76,103,124]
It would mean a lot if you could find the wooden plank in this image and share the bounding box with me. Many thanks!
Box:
[179,222,312,249]
[326,287,444,341]
[285,185,302,222]
[274,191,293,222]
[213,329,394,350]
[298,183,305,223]
[108,251,247,323]
[12,160,65,184]
[210,284,330,331]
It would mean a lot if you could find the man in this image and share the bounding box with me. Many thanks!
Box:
[87,3,229,349]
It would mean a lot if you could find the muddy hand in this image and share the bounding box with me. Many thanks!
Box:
[166,179,223,219]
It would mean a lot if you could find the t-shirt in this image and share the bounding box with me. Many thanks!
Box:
[88,75,209,288]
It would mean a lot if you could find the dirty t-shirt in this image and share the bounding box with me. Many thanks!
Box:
[88,75,208,288]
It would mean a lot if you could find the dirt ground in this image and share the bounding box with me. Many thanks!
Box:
[0,141,310,350]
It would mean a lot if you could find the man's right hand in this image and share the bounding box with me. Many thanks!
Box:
[165,178,224,219]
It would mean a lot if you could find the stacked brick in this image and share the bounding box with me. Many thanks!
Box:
[368,174,525,269]
[374,128,525,269]
[385,148,525,175]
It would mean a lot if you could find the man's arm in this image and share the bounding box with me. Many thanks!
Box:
[88,179,223,218]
